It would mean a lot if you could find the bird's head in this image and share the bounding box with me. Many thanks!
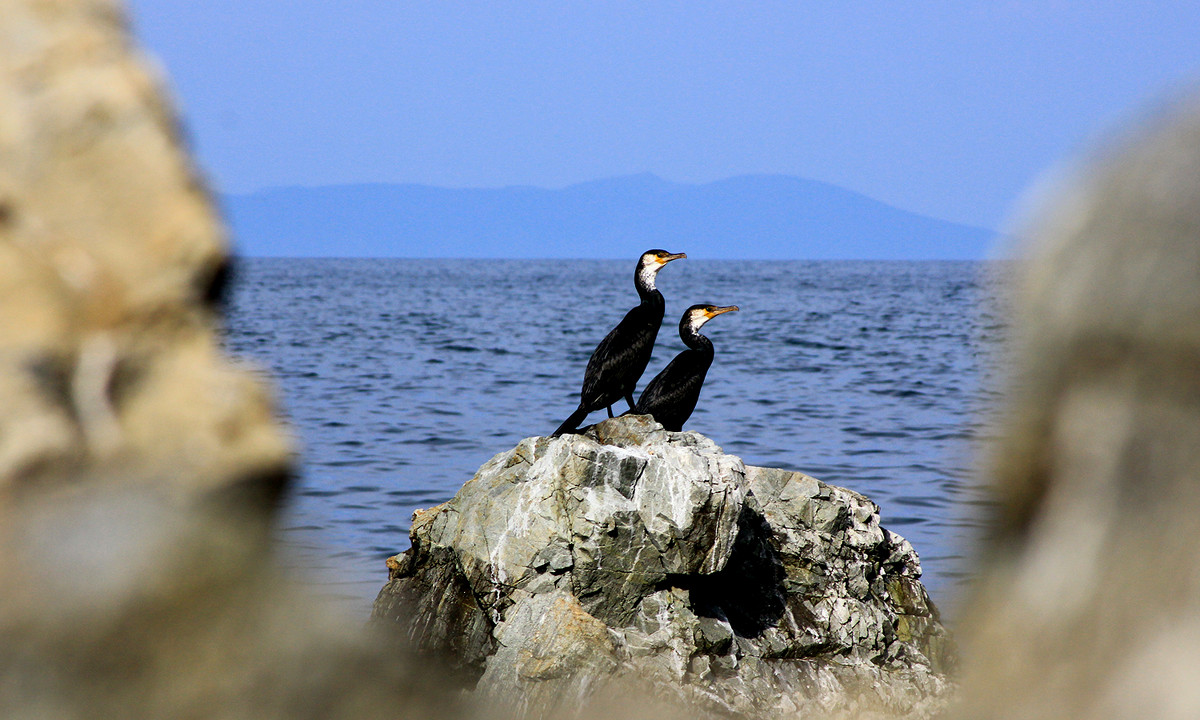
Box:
[636,249,686,289]
[682,303,739,334]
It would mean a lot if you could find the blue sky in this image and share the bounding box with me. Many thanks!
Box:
[128,1,1200,231]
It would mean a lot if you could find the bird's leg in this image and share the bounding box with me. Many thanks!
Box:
[606,405,614,418]
[625,393,636,412]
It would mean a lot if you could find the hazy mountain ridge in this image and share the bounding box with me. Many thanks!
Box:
[221,173,996,259]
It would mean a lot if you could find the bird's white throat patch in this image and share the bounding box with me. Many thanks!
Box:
[637,257,663,290]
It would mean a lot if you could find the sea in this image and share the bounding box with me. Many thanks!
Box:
[223,258,1006,619]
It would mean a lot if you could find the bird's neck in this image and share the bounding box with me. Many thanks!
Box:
[635,264,661,302]
[636,279,663,307]
[680,326,713,353]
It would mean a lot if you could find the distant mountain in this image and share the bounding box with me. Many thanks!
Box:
[219,173,996,260]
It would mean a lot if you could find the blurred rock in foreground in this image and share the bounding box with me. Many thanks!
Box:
[0,0,291,506]
[372,415,953,718]
[0,483,470,720]
[950,92,1200,719]
[0,2,458,718]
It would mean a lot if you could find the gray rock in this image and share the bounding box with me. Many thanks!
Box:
[373,415,954,718]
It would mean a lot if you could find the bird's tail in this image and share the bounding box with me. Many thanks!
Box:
[551,405,589,437]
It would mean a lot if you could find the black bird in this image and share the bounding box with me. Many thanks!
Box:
[633,303,739,432]
[552,249,687,436]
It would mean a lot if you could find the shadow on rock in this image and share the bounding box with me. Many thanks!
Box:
[689,504,787,639]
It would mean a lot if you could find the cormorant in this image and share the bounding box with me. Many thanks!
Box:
[552,249,687,436]
[633,303,739,432]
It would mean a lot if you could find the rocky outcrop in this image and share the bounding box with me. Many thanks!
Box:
[373,415,953,718]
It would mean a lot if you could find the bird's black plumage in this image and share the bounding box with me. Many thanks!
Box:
[634,304,739,432]
[552,249,686,436]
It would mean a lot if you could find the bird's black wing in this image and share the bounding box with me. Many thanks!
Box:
[634,350,711,431]
[580,304,660,408]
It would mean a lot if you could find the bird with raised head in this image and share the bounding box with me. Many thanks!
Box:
[552,249,687,436]
[633,303,739,432]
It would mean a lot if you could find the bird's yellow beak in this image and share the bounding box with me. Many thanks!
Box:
[658,252,687,264]
[705,305,739,318]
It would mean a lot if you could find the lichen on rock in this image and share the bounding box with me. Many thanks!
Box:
[372,415,954,718]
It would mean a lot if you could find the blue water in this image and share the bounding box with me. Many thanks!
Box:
[224,258,1003,616]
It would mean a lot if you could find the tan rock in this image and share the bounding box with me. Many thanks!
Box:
[0,3,451,719]
[0,0,290,503]
[516,593,618,681]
